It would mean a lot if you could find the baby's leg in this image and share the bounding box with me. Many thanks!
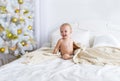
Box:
[62,54,73,60]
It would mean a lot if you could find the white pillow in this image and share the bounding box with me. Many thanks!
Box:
[72,29,90,47]
[50,28,90,48]
[93,34,120,48]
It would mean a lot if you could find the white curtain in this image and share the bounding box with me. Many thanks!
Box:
[34,0,49,48]
[34,0,41,48]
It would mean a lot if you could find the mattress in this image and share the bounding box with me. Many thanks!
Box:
[0,47,120,81]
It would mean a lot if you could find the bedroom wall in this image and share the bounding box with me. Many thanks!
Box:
[38,0,120,47]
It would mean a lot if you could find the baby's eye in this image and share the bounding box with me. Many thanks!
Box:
[60,31,63,33]
[65,30,67,32]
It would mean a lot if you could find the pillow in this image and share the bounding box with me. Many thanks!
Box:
[72,29,90,47]
[93,34,120,48]
[89,31,109,47]
[50,27,90,48]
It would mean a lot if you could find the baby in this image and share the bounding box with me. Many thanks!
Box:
[53,23,80,60]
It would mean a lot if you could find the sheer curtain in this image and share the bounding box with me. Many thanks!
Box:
[34,0,41,48]
[34,0,49,48]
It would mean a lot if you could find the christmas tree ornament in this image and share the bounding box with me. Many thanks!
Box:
[24,33,28,36]
[11,17,18,23]
[17,28,22,35]
[23,9,29,14]
[0,24,4,32]
[15,9,20,13]
[6,32,13,38]
[28,25,32,30]
[21,40,27,46]
[10,45,17,51]
[16,55,21,58]
[12,35,18,40]
[28,16,32,19]
[18,0,24,4]
[0,6,7,14]
[19,17,25,23]
[0,47,5,53]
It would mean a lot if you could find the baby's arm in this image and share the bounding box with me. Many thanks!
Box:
[53,39,62,54]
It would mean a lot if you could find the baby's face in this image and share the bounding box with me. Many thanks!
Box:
[60,25,72,39]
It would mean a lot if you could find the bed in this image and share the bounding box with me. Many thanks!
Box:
[0,22,120,81]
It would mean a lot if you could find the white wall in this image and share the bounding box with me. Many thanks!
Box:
[39,0,120,46]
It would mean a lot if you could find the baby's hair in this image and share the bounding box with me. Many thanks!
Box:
[60,23,72,30]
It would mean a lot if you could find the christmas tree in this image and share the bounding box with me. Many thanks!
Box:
[0,0,36,56]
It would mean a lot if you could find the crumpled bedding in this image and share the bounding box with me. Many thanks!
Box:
[73,46,120,66]
[22,47,61,64]
[22,44,120,65]
[22,43,85,64]
[22,45,120,66]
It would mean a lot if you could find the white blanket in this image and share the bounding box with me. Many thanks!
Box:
[22,47,60,64]
[22,46,120,66]
[73,46,120,66]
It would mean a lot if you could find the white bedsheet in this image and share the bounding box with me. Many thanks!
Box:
[0,48,120,81]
